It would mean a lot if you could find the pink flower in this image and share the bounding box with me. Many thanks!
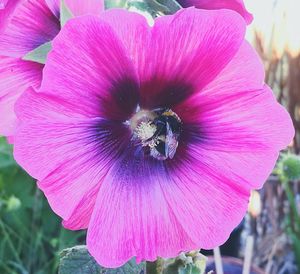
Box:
[14,8,293,268]
[177,0,253,24]
[0,0,20,33]
[0,0,104,137]
[0,0,8,9]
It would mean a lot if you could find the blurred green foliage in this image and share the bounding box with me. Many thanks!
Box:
[105,0,127,9]
[0,138,85,274]
[276,153,300,272]
[104,0,181,15]
[277,154,300,181]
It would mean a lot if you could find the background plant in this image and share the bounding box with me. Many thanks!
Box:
[0,138,85,274]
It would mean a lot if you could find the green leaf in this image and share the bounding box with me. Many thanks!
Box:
[106,259,146,274]
[128,1,150,12]
[157,0,182,12]
[60,0,74,27]
[146,0,182,15]
[58,246,146,274]
[58,246,102,274]
[22,42,52,64]
[105,0,127,9]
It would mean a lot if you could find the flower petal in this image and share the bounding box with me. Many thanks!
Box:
[175,42,294,188]
[41,15,139,121]
[0,0,8,9]
[86,141,252,267]
[0,0,60,57]
[62,184,100,230]
[177,0,253,24]
[0,0,21,33]
[175,40,265,118]
[199,86,293,188]
[65,0,104,17]
[45,0,60,17]
[162,152,251,250]
[46,0,104,18]
[100,8,246,108]
[14,88,131,222]
[14,14,139,228]
[87,145,197,268]
[0,56,42,136]
[98,9,150,73]
[140,8,246,108]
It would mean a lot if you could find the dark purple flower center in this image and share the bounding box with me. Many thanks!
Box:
[129,108,182,161]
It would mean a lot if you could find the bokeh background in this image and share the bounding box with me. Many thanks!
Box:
[1,0,300,273]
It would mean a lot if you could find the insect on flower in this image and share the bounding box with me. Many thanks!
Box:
[133,108,182,160]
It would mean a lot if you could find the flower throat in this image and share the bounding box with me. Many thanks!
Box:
[130,108,182,160]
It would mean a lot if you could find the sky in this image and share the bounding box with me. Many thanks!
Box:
[245,0,300,57]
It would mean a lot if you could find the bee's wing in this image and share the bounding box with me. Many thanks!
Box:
[165,122,179,159]
[150,147,166,160]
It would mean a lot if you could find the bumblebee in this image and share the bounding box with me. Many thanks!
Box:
[144,108,182,160]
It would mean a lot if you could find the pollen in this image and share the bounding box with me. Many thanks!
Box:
[135,121,157,143]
